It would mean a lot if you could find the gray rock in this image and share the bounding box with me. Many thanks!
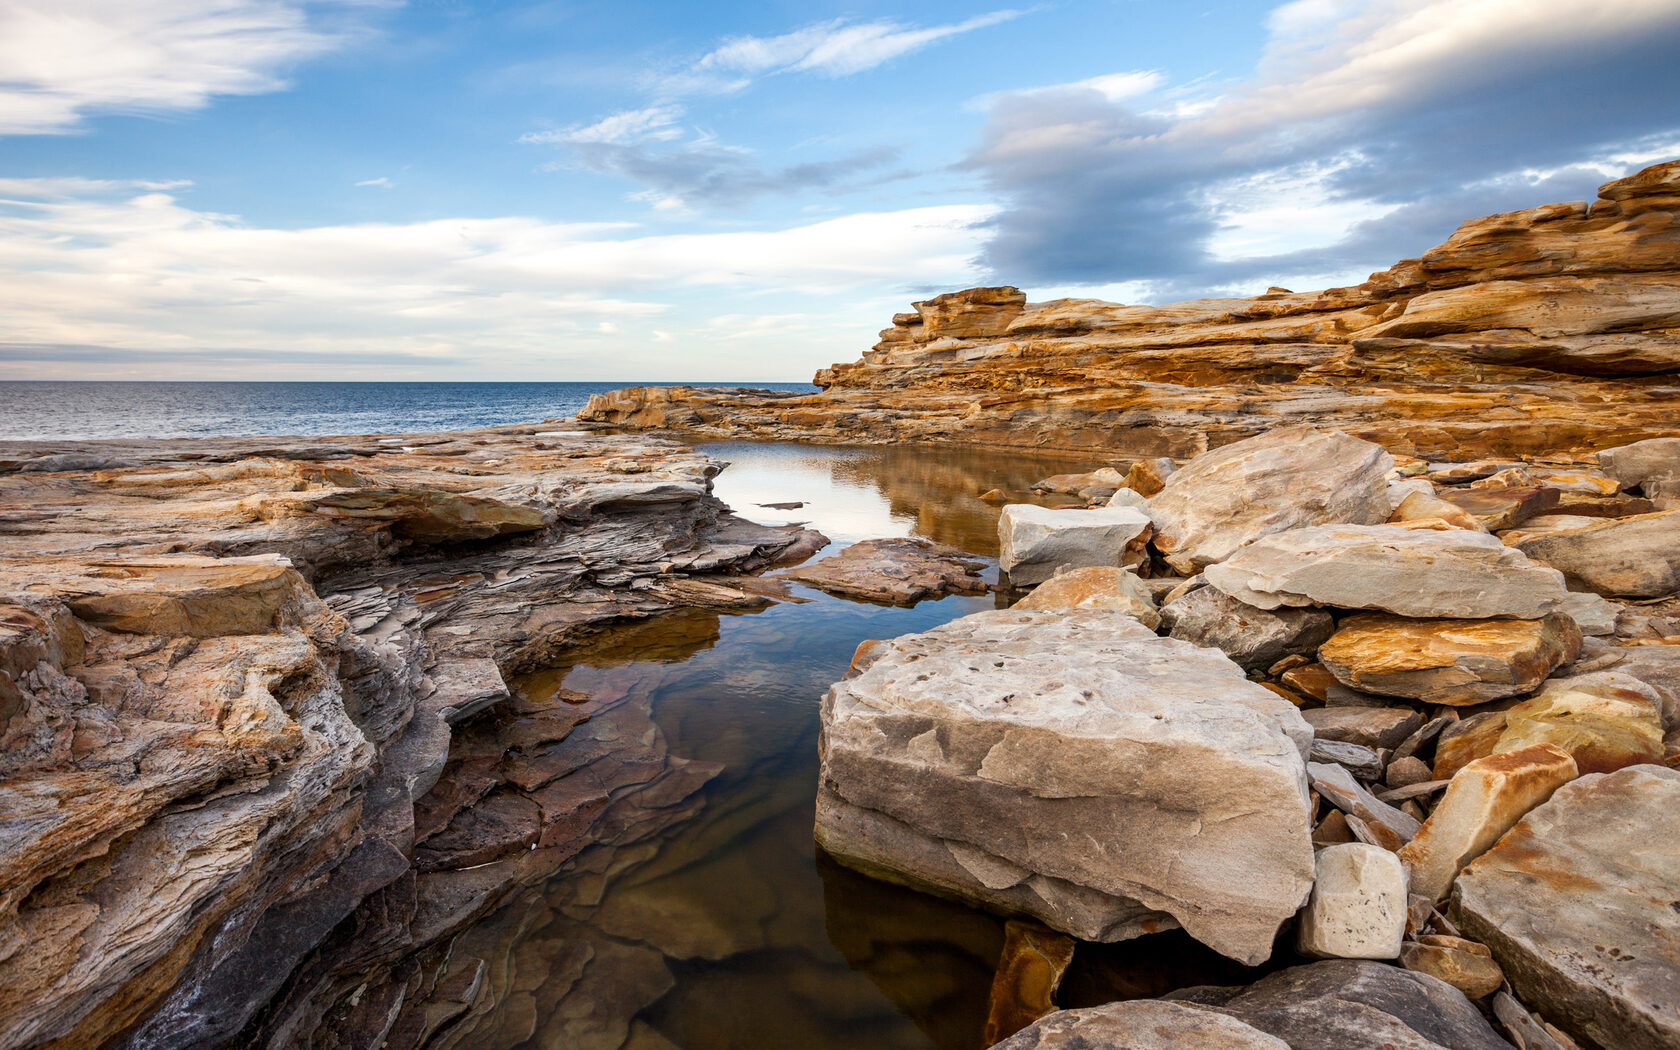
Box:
[1205,524,1569,618]
[1160,585,1335,671]
[1511,509,1680,598]
[1168,959,1514,1050]
[989,999,1289,1050]
[1309,761,1421,851]
[1559,590,1621,635]
[1150,427,1394,574]
[1304,707,1426,750]
[1296,844,1409,960]
[817,609,1314,965]
[1453,766,1680,1050]
[997,504,1151,587]
[1310,739,1385,780]
[1597,436,1680,490]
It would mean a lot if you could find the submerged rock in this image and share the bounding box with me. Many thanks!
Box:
[1205,524,1569,619]
[980,920,1078,1046]
[1148,427,1393,574]
[996,504,1152,586]
[1317,613,1581,704]
[1455,766,1680,1050]
[777,536,985,605]
[816,609,1314,965]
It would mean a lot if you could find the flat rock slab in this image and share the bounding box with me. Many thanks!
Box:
[1160,584,1334,671]
[816,609,1314,965]
[1205,524,1569,619]
[989,999,1289,1050]
[1303,706,1425,750]
[1598,436,1680,489]
[1512,509,1680,598]
[1149,427,1393,574]
[1453,765,1680,1050]
[1318,613,1581,704]
[777,536,986,605]
[1168,959,1514,1050]
[997,505,1151,587]
[1435,485,1559,531]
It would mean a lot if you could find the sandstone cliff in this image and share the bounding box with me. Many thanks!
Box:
[579,159,1680,461]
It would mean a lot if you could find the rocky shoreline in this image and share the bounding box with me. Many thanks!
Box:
[1,161,1677,1050]
[0,427,821,1049]
[814,424,1679,1050]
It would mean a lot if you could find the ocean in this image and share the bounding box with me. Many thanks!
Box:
[0,381,816,442]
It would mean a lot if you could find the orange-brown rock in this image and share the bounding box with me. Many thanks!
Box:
[1317,613,1581,705]
[981,919,1078,1045]
[1431,672,1666,779]
[1397,744,1579,901]
[580,161,1680,462]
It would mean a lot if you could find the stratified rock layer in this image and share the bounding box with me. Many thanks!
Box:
[1453,766,1680,1050]
[0,428,817,1050]
[816,609,1315,965]
[579,161,1680,462]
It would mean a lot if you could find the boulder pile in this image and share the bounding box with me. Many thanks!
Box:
[815,424,1680,1050]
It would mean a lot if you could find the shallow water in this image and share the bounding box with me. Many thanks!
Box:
[449,440,1252,1049]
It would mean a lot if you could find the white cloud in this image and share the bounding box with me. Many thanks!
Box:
[354,176,393,188]
[520,104,687,146]
[0,179,994,379]
[0,0,362,135]
[697,11,1022,79]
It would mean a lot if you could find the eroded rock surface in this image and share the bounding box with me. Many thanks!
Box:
[816,609,1314,965]
[1453,766,1680,1050]
[0,427,818,1050]
[1317,613,1581,704]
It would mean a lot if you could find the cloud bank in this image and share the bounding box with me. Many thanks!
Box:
[0,0,365,135]
[970,0,1680,299]
[0,178,993,378]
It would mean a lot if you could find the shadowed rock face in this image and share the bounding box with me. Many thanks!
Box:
[0,426,819,1050]
[578,160,1680,461]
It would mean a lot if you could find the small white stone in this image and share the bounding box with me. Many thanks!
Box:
[997,504,1151,587]
[1297,843,1408,960]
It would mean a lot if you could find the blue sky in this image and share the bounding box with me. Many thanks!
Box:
[3,0,1679,382]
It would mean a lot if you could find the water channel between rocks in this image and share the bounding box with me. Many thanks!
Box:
[444,441,1256,1050]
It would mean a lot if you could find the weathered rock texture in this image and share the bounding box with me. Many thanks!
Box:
[989,999,1289,1050]
[776,536,986,604]
[816,609,1314,965]
[578,161,1680,462]
[1453,766,1680,1050]
[0,428,818,1050]
[1317,613,1581,704]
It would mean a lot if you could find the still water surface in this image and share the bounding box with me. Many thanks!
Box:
[455,441,1251,1049]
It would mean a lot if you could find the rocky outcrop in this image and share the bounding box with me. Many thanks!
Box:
[816,609,1314,965]
[0,428,818,1050]
[1453,766,1680,1050]
[579,161,1680,462]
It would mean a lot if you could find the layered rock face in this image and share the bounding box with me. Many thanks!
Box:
[815,608,1315,966]
[578,160,1680,460]
[0,428,818,1050]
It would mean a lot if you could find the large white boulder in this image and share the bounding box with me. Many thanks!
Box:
[997,505,1152,587]
[1204,524,1569,618]
[816,609,1315,965]
[1149,427,1393,574]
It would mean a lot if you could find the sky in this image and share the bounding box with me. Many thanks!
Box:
[2,0,1679,382]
